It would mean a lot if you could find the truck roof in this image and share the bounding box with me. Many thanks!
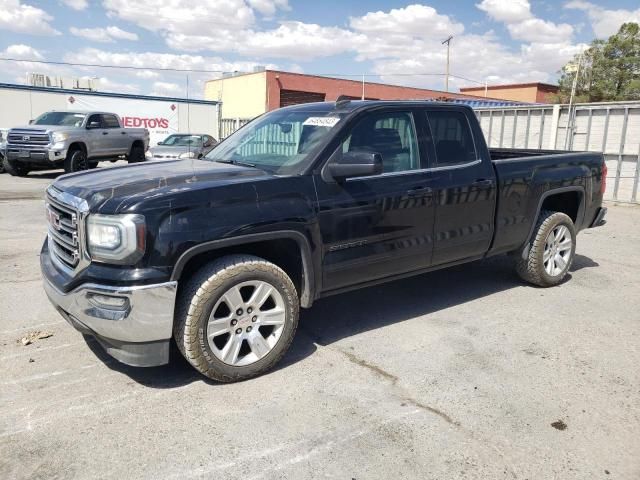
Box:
[279,100,474,114]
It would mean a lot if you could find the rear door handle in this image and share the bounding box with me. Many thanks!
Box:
[102,131,109,135]
[407,186,433,197]
[121,131,127,135]
[472,179,494,187]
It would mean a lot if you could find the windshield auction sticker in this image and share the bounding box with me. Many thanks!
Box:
[303,117,341,127]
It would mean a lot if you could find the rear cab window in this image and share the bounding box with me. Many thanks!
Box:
[101,115,121,129]
[425,109,477,167]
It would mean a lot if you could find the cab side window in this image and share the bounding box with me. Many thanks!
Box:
[87,114,102,128]
[101,114,120,128]
[426,110,477,167]
[341,112,420,173]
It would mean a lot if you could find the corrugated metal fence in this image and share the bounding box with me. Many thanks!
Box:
[475,102,640,204]
[220,102,640,204]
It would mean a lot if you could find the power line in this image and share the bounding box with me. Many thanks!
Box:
[0,57,487,85]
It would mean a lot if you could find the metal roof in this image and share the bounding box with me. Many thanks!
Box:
[0,82,219,105]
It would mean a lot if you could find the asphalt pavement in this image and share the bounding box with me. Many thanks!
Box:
[1,164,639,479]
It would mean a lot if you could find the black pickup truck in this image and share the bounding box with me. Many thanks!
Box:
[41,100,607,382]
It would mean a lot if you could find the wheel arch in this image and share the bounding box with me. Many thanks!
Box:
[520,186,585,258]
[130,139,145,155]
[171,231,316,308]
[67,141,87,155]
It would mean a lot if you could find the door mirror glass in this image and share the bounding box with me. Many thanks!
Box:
[87,121,101,129]
[328,151,383,181]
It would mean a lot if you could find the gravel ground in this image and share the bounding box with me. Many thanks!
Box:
[0,165,639,480]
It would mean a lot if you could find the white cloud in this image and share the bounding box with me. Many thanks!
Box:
[103,0,256,33]
[247,0,289,16]
[350,4,464,37]
[135,69,160,79]
[2,44,43,60]
[96,77,140,94]
[0,0,60,35]
[507,18,574,43]
[106,26,139,41]
[476,0,531,23]
[150,81,182,97]
[61,0,88,10]
[70,25,138,43]
[565,1,640,38]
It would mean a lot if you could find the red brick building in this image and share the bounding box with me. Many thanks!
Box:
[205,69,499,119]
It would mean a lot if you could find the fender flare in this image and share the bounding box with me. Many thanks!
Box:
[520,185,586,259]
[170,230,316,308]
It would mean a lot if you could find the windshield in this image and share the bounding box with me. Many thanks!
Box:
[33,112,86,127]
[205,109,345,174]
[161,134,203,146]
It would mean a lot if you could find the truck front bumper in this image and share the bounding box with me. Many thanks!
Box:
[41,250,177,367]
[6,147,67,163]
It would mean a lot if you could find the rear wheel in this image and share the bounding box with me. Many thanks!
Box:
[127,144,145,163]
[516,210,576,287]
[64,149,88,173]
[174,255,299,382]
[2,157,30,176]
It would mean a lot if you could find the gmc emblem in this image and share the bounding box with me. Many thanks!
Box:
[46,206,61,230]
[22,135,31,141]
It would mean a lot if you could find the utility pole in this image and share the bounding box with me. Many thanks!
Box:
[564,53,583,150]
[442,35,453,92]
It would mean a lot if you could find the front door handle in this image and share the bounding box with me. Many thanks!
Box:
[121,131,127,135]
[472,179,494,187]
[407,186,433,197]
[102,131,109,135]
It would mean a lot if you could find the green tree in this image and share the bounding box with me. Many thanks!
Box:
[555,22,640,103]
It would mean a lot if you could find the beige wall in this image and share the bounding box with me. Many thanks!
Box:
[0,88,68,127]
[204,72,266,119]
[462,86,539,103]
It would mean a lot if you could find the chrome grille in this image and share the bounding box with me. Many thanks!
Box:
[46,191,80,269]
[8,129,50,147]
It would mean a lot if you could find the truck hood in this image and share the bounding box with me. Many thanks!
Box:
[53,159,272,211]
[11,125,76,133]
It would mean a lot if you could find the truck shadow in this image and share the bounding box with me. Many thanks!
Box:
[87,253,598,388]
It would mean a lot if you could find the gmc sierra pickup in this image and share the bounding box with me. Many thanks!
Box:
[40,100,607,382]
[3,111,149,176]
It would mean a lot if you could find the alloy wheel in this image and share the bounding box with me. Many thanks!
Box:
[206,280,286,366]
[543,225,573,276]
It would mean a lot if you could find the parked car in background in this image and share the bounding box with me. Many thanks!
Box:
[2,111,149,176]
[146,133,218,160]
[41,100,606,382]
[0,128,8,173]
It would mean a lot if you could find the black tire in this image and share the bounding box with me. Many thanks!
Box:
[2,157,30,176]
[516,210,576,287]
[64,149,88,173]
[128,143,145,163]
[174,255,299,382]
[0,154,5,174]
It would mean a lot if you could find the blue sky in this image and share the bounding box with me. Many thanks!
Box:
[1,0,639,98]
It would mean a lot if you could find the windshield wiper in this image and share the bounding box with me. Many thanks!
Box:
[215,159,258,168]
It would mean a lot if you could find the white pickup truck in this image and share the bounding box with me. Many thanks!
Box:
[2,111,149,176]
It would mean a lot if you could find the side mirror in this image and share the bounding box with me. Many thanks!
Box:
[327,151,383,182]
[157,141,164,145]
[28,119,34,125]
[86,121,101,129]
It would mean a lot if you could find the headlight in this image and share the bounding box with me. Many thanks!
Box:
[52,132,69,143]
[87,214,145,264]
[178,151,196,159]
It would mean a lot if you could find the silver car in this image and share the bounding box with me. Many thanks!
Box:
[146,134,218,160]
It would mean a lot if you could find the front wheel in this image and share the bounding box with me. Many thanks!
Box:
[516,210,576,287]
[64,149,88,173]
[2,157,30,176]
[174,255,299,382]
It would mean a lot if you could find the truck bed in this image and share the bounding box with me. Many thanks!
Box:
[487,148,605,256]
